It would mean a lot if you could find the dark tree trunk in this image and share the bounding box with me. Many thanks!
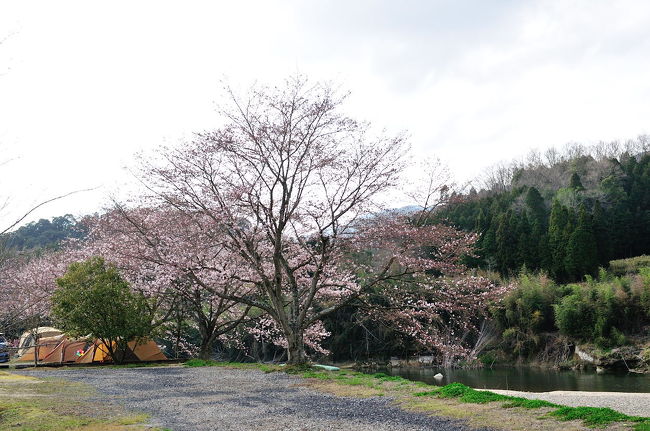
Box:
[198,336,215,360]
[286,330,306,365]
[197,316,218,360]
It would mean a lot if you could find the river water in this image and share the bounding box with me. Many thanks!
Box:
[384,366,650,393]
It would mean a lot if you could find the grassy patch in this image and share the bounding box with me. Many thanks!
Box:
[415,382,650,429]
[183,359,280,372]
[549,406,630,426]
[302,370,334,379]
[437,382,473,398]
[501,398,559,409]
[413,390,439,397]
[0,371,156,431]
[371,372,407,382]
[184,358,217,367]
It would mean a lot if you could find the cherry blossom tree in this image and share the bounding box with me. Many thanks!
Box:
[368,273,508,366]
[350,213,512,365]
[0,205,255,360]
[361,162,512,365]
[83,206,254,359]
[0,248,81,365]
[0,249,77,333]
[129,76,503,364]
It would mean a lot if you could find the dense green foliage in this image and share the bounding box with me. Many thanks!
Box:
[52,257,154,364]
[436,152,650,281]
[555,269,650,344]
[494,269,650,355]
[491,274,568,356]
[610,255,650,275]
[3,214,86,250]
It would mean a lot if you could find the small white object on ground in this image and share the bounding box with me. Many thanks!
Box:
[313,364,340,371]
[433,373,443,380]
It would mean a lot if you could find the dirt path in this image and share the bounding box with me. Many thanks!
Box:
[16,366,491,431]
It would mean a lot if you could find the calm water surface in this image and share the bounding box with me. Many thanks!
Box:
[384,367,650,393]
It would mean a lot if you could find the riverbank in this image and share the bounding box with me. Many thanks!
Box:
[299,368,650,430]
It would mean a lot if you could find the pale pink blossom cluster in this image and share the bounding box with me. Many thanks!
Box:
[0,248,82,329]
[247,317,331,356]
[369,275,512,363]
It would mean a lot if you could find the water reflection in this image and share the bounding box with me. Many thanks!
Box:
[384,367,650,393]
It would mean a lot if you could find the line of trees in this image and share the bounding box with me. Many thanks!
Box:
[437,146,650,282]
[0,77,507,365]
[2,215,86,251]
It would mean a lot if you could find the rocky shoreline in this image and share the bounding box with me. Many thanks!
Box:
[573,344,650,374]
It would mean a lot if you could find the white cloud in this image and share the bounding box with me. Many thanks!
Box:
[1,0,649,226]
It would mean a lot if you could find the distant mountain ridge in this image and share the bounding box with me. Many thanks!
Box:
[2,214,87,251]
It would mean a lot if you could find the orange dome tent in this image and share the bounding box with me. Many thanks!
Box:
[16,328,167,364]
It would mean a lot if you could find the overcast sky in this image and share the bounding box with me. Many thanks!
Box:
[1,0,650,227]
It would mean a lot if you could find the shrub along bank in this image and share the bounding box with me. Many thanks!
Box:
[491,265,650,368]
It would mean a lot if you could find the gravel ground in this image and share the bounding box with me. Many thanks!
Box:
[17,366,491,431]
[486,389,650,417]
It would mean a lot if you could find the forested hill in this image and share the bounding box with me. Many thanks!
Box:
[434,140,650,282]
[2,214,87,251]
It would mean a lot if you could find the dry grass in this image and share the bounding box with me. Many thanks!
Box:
[401,395,595,431]
[0,371,159,431]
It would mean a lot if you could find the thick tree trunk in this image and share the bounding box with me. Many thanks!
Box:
[286,330,306,365]
[197,318,217,360]
[198,336,214,360]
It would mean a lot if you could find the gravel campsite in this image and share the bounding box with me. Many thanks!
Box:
[16,366,492,431]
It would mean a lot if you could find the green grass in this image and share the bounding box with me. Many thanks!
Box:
[302,370,334,379]
[415,381,650,429]
[501,398,559,409]
[437,382,473,398]
[549,406,630,426]
[0,371,155,431]
[634,423,650,431]
[371,372,408,382]
[184,358,217,367]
